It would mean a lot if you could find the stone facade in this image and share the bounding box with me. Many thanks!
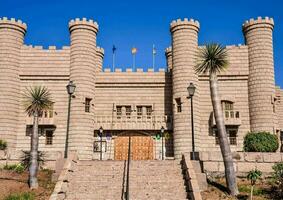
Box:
[0,16,282,160]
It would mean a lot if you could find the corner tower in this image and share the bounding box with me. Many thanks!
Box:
[68,18,98,160]
[243,17,276,133]
[170,18,200,158]
[0,17,27,148]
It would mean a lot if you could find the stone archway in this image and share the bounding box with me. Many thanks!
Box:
[114,131,154,160]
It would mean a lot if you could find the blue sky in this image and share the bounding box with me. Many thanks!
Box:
[1,0,282,86]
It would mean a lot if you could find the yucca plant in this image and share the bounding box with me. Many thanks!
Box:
[195,43,238,196]
[23,86,53,189]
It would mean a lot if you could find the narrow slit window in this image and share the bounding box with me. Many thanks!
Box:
[137,106,142,118]
[176,98,182,113]
[85,98,91,113]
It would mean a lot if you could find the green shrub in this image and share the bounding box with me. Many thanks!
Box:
[243,132,278,152]
[3,163,25,173]
[0,139,7,150]
[20,150,45,169]
[4,192,34,200]
[272,162,283,195]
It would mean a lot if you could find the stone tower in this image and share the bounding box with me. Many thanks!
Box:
[170,18,200,158]
[68,18,98,160]
[243,17,275,133]
[165,46,172,71]
[95,46,104,72]
[0,17,27,148]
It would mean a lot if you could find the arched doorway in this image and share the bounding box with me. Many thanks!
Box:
[114,131,154,160]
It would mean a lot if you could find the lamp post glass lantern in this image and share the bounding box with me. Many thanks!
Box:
[187,82,198,160]
[64,81,76,158]
[99,126,103,160]
[161,126,165,160]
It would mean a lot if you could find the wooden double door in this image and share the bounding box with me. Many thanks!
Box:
[114,135,154,160]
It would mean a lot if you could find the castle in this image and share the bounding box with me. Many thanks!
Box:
[0,16,282,161]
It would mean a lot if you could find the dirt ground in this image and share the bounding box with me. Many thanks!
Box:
[0,169,55,200]
[201,177,281,200]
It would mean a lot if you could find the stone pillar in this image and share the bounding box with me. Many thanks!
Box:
[170,18,200,158]
[243,17,275,133]
[69,18,98,160]
[0,17,27,149]
[95,46,104,72]
[165,46,172,71]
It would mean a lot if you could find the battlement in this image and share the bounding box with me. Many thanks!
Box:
[96,46,104,57]
[242,16,274,33]
[103,68,167,73]
[22,44,70,51]
[0,17,27,34]
[165,46,172,56]
[170,18,200,33]
[69,17,99,33]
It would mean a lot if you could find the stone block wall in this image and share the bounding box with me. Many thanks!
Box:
[200,151,283,175]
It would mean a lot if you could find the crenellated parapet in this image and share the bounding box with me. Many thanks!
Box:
[69,17,98,33]
[0,17,27,34]
[102,68,167,73]
[170,18,200,33]
[242,16,274,33]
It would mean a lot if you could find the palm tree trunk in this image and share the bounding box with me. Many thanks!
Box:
[209,72,238,196]
[250,185,254,200]
[29,110,39,189]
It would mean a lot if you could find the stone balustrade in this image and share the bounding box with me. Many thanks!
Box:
[93,115,173,130]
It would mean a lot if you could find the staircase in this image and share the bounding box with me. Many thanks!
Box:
[63,160,188,200]
[129,160,188,200]
[65,160,125,200]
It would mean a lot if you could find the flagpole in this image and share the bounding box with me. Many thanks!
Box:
[112,51,115,72]
[133,53,135,71]
[152,44,155,70]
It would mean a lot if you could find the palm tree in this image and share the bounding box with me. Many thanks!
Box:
[195,43,238,196]
[24,86,53,189]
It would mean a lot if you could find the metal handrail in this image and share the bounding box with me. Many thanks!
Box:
[125,136,131,200]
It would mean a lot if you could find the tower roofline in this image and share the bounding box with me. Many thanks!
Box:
[242,16,274,33]
[69,17,99,33]
[0,17,27,34]
[170,18,200,33]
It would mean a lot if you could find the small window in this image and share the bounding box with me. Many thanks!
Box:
[126,106,131,118]
[45,130,54,145]
[26,126,32,136]
[176,98,182,113]
[116,106,122,119]
[214,128,237,145]
[146,106,152,118]
[228,130,237,145]
[85,98,91,113]
[137,106,142,118]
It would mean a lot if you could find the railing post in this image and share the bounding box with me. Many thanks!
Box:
[125,136,131,200]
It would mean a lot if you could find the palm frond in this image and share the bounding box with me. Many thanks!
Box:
[23,86,53,115]
[195,43,228,75]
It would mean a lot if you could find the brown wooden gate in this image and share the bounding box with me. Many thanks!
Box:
[114,136,154,160]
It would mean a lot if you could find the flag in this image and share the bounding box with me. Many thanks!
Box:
[153,45,157,55]
[112,45,117,54]
[131,47,137,55]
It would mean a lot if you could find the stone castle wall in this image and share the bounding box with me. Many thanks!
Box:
[0,16,282,160]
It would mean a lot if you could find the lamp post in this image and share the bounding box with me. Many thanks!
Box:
[161,126,165,160]
[64,81,76,159]
[187,82,196,160]
[99,126,103,160]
